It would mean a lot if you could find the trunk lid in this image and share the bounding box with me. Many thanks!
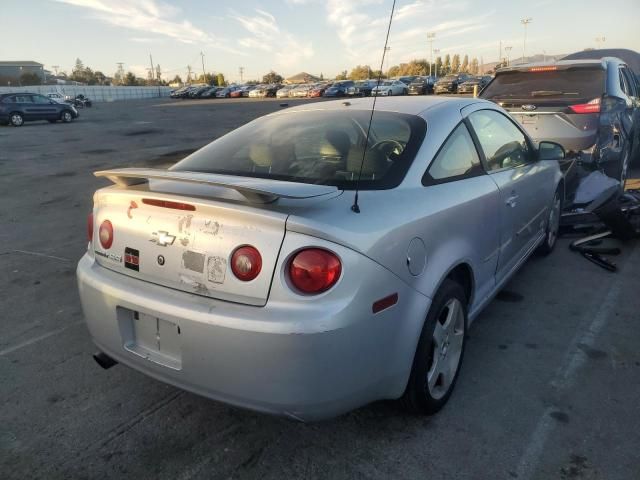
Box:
[91,169,339,306]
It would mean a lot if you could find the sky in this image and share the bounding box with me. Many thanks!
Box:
[2,0,639,82]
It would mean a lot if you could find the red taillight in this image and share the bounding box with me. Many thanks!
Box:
[87,213,94,243]
[99,220,114,249]
[142,198,196,211]
[569,97,601,114]
[289,248,341,294]
[528,66,558,72]
[231,246,262,281]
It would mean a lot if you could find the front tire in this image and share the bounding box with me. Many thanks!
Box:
[10,112,24,127]
[401,279,467,415]
[538,188,562,255]
[61,110,73,123]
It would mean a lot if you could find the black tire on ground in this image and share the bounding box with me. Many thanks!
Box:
[400,279,467,415]
[537,187,562,255]
[10,112,24,127]
[61,110,73,123]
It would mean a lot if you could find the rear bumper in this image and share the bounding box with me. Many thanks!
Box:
[77,252,430,421]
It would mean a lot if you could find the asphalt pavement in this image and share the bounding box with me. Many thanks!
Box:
[1,97,639,480]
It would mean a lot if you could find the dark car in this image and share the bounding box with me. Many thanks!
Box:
[434,74,472,94]
[407,76,435,95]
[197,86,220,99]
[397,76,417,85]
[323,80,355,97]
[188,86,211,98]
[457,76,492,94]
[0,93,78,127]
[347,80,377,97]
[480,58,640,195]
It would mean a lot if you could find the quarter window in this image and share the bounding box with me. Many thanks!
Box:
[468,110,531,171]
[425,123,481,183]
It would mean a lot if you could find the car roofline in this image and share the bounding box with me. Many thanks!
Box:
[495,58,611,74]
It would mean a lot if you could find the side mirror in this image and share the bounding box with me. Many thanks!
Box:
[538,141,565,161]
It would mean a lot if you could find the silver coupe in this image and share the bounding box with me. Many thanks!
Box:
[77,97,564,421]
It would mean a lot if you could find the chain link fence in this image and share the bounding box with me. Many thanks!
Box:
[0,85,172,102]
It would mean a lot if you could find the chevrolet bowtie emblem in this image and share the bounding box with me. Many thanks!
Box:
[150,231,176,247]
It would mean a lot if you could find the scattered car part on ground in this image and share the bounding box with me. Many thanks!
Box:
[77,96,564,421]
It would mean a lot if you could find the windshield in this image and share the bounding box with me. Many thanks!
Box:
[442,75,458,81]
[481,68,605,101]
[172,110,426,190]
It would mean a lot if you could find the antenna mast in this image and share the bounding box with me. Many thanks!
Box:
[351,0,397,213]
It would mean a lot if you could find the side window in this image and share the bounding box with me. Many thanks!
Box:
[14,95,33,103]
[2,96,15,103]
[32,95,51,104]
[621,67,637,97]
[619,69,631,96]
[424,123,482,184]
[468,110,531,171]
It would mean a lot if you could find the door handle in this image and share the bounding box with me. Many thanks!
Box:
[506,194,518,208]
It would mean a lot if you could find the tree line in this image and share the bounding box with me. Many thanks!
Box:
[337,54,482,81]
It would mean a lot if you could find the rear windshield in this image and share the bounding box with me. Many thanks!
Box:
[173,110,426,190]
[481,68,605,101]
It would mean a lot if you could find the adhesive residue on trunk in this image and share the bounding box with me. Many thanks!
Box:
[181,250,205,273]
[207,256,227,284]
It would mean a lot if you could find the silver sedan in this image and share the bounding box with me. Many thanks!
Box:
[77,97,564,420]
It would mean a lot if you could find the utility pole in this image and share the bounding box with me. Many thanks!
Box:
[116,62,125,85]
[427,32,435,77]
[521,17,533,63]
[200,51,206,81]
[433,48,440,77]
[384,46,391,75]
[186,65,193,83]
[149,53,155,84]
[505,46,512,66]
[239,66,244,83]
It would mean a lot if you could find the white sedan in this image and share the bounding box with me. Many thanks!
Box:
[371,80,407,96]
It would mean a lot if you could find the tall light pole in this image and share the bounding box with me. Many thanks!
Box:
[200,51,206,81]
[427,32,436,77]
[521,17,533,63]
[433,48,440,77]
[505,46,512,66]
[384,46,391,75]
[239,66,244,83]
[595,36,606,48]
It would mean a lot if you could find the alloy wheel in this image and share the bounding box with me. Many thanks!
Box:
[427,298,465,400]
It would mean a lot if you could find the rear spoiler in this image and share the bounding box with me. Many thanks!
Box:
[94,168,338,204]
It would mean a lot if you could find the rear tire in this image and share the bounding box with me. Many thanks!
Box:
[537,187,562,255]
[10,112,24,127]
[400,279,467,415]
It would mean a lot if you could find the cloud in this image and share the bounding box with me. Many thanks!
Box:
[230,9,314,69]
[325,0,493,66]
[53,0,241,54]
